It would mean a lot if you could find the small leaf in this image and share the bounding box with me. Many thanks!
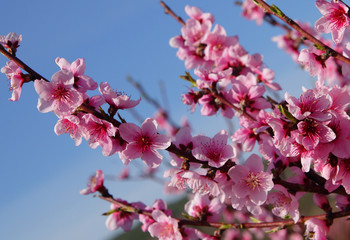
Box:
[265,226,283,233]
[219,224,233,230]
[179,72,197,87]
[314,44,326,51]
[270,4,285,18]
[278,105,297,123]
[250,217,262,223]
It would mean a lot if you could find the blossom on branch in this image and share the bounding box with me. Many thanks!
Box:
[119,118,171,168]
[55,57,98,93]
[80,169,104,195]
[1,60,25,101]
[315,0,350,44]
[34,70,84,116]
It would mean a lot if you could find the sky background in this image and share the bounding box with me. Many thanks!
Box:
[0,1,321,239]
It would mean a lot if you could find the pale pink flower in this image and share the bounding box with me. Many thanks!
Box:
[1,60,25,101]
[294,118,336,151]
[185,5,214,23]
[267,185,300,223]
[304,218,329,240]
[164,168,221,196]
[241,0,265,25]
[335,158,350,194]
[0,32,22,53]
[148,210,182,240]
[185,193,223,222]
[169,126,195,167]
[119,118,171,168]
[335,194,350,210]
[194,67,232,89]
[181,18,212,47]
[225,73,270,113]
[80,169,104,195]
[54,114,85,146]
[192,130,236,168]
[34,70,84,116]
[81,113,123,156]
[139,199,171,232]
[298,48,327,78]
[99,82,141,110]
[315,115,350,159]
[285,89,332,121]
[105,200,141,231]
[203,24,238,61]
[315,0,350,44]
[272,34,300,62]
[229,154,274,206]
[259,68,281,90]
[55,57,98,93]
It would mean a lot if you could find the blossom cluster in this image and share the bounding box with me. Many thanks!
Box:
[2,0,350,240]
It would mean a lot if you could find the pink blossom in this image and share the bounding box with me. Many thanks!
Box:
[226,73,270,113]
[139,199,171,232]
[294,118,336,151]
[54,114,85,146]
[164,168,221,196]
[304,218,329,240]
[169,126,195,167]
[315,115,350,159]
[1,60,25,101]
[285,89,332,121]
[272,34,300,62]
[34,70,84,116]
[119,118,171,168]
[194,67,232,89]
[81,113,123,156]
[315,0,350,44]
[105,200,140,231]
[335,194,350,210]
[185,5,214,23]
[185,193,223,222]
[241,0,265,25]
[298,48,327,78]
[192,130,236,168]
[258,68,281,90]
[267,185,300,223]
[148,210,182,240]
[203,24,238,61]
[99,82,141,110]
[335,158,350,194]
[181,18,212,47]
[80,169,104,195]
[55,57,97,93]
[229,154,274,206]
[0,32,22,53]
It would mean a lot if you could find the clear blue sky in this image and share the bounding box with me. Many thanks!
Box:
[0,1,319,239]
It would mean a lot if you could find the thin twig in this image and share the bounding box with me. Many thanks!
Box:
[254,0,350,65]
[160,1,186,26]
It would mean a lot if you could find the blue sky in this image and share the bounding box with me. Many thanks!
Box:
[0,1,320,239]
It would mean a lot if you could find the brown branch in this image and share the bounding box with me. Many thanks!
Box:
[254,0,350,65]
[99,194,350,230]
[0,44,49,81]
[207,90,257,122]
[160,1,186,26]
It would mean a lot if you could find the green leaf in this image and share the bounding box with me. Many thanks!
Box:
[250,217,262,223]
[179,72,197,87]
[270,4,285,18]
[265,226,283,233]
[314,44,326,51]
[278,105,297,123]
